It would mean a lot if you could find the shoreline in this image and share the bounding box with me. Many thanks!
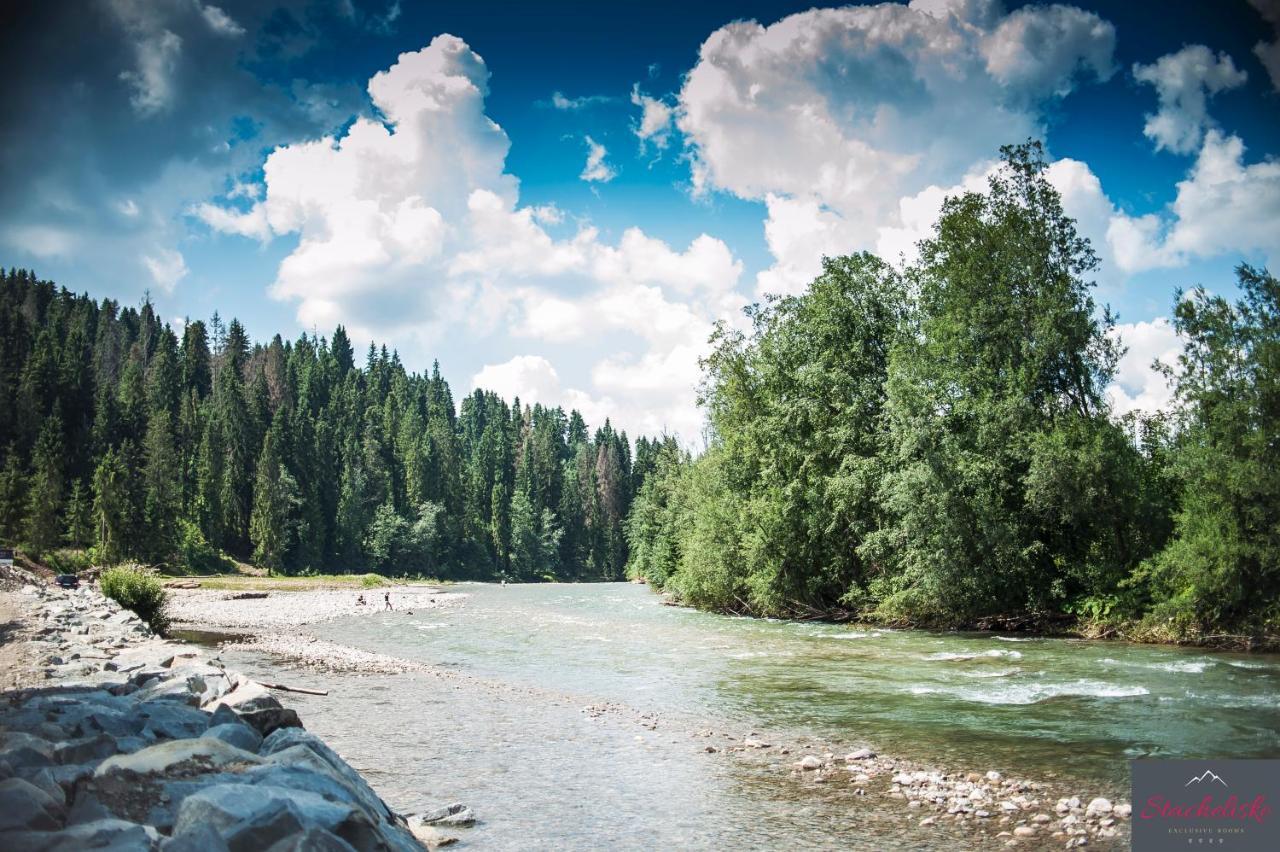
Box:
[173,583,1133,850]
[648,587,1280,654]
[0,567,468,849]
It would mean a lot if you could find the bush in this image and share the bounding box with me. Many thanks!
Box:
[45,548,92,575]
[100,565,169,635]
[360,573,386,588]
[177,520,232,574]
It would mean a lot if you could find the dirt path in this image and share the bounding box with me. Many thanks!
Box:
[0,585,38,690]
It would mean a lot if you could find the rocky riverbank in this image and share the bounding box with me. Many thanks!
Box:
[0,572,468,850]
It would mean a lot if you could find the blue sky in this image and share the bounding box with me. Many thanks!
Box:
[2,0,1277,438]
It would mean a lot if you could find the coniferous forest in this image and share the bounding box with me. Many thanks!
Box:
[2,143,1276,647]
[0,271,665,582]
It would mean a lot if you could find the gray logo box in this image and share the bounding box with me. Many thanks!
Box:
[1131,759,1279,851]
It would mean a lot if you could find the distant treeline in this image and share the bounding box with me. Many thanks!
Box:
[626,142,1279,646]
[0,271,673,581]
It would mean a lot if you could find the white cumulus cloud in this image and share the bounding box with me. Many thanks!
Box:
[675,0,1117,295]
[1108,131,1280,272]
[1106,317,1182,417]
[580,136,616,183]
[630,85,674,152]
[1133,45,1247,155]
[196,34,746,442]
[141,247,188,293]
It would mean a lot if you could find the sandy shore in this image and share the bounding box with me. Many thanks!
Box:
[167,585,465,632]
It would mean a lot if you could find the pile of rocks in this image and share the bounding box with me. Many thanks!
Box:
[0,581,461,850]
[785,749,1130,847]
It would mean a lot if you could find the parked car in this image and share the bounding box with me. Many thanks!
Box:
[54,574,80,590]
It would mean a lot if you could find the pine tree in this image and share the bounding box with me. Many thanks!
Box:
[25,414,64,556]
[250,421,295,574]
[142,410,181,563]
[92,448,129,563]
[65,479,92,546]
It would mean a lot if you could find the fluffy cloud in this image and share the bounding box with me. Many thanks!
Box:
[141,246,188,293]
[1250,0,1280,91]
[1133,46,1247,155]
[471,356,619,436]
[199,34,744,441]
[1106,318,1181,417]
[676,0,1116,294]
[1108,131,1280,272]
[545,92,614,110]
[199,4,245,37]
[630,86,673,152]
[580,136,616,183]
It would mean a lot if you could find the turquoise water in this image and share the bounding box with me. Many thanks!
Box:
[218,582,1280,850]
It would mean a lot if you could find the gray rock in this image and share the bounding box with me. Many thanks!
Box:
[207,704,242,728]
[54,733,122,764]
[433,807,476,828]
[49,761,97,793]
[0,776,65,831]
[132,702,210,740]
[1,818,161,852]
[239,706,302,737]
[259,729,391,821]
[162,821,231,852]
[415,802,469,824]
[263,827,359,852]
[205,723,262,754]
[95,737,261,777]
[18,766,66,808]
[0,732,56,770]
[171,784,354,852]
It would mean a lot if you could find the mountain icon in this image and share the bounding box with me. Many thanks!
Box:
[1185,770,1228,787]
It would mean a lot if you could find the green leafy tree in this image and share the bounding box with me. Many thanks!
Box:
[1136,266,1280,638]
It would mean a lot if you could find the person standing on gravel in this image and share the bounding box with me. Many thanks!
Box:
[384,591,392,611]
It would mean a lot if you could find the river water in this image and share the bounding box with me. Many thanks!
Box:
[216,582,1280,850]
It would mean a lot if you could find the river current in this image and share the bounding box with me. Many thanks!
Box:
[216,582,1280,850]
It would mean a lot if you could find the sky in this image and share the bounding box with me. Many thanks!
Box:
[1,0,1278,442]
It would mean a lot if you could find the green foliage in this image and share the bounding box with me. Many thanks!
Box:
[45,548,92,575]
[100,565,169,634]
[624,141,1276,645]
[1134,266,1280,639]
[0,268,650,583]
[176,519,230,574]
[26,414,64,556]
[360,572,386,588]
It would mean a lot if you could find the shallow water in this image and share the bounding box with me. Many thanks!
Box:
[217,582,1280,850]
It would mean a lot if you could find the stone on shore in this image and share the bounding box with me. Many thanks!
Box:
[94,737,262,777]
[0,777,66,831]
[1086,797,1113,816]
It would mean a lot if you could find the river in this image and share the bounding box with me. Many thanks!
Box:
[213,582,1280,850]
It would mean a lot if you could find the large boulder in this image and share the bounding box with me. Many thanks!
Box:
[95,737,261,777]
[54,733,123,765]
[0,732,56,770]
[0,776,65,831]
[131,702,210,741]
[259,729,393,822]
[1,818,161,852]
[205,723,262,754]
[169,784,368,852]
[211,682,301,736]
[263,827,358,852]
